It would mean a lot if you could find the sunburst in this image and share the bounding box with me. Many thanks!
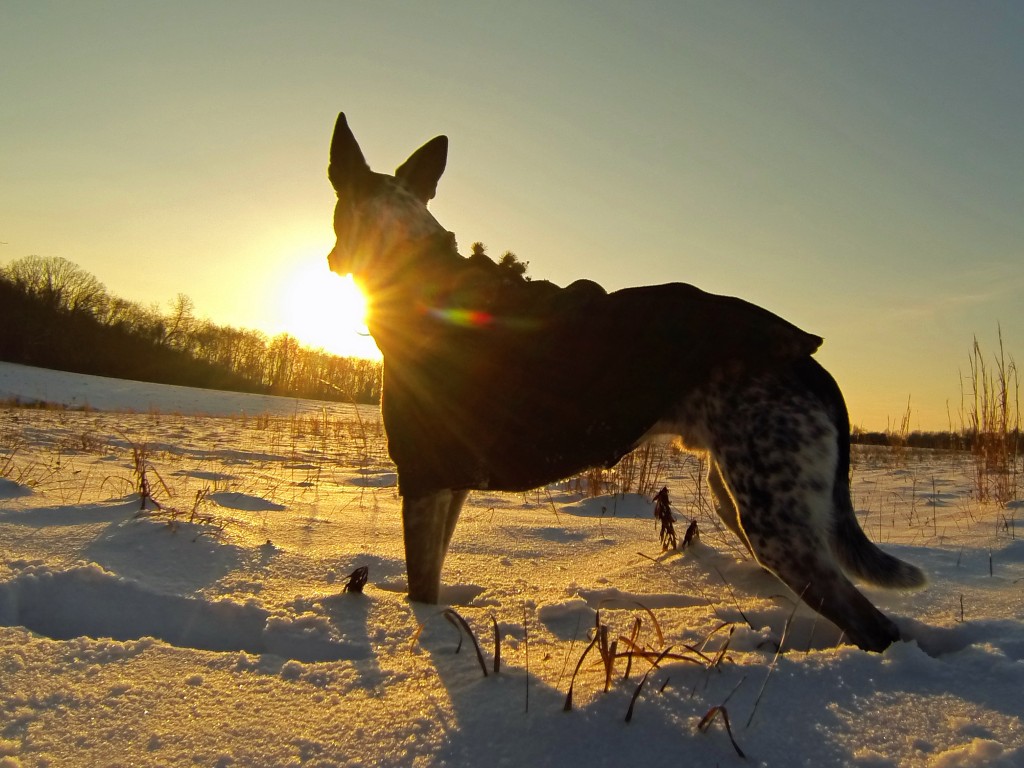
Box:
[279,259,380,359]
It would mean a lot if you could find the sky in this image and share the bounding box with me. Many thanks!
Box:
[2,1,1021,431]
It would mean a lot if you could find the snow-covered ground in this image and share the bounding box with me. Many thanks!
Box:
[1,361,1021,767]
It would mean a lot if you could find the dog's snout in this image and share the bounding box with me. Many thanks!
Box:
[327,244,346,276]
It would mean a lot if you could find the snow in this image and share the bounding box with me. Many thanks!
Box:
[1,360,1021,767]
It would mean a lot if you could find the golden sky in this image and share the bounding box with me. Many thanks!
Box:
[2,1,1022,430]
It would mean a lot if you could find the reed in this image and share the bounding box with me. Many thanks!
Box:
[570,439,671,498]
[960,328,1020,505]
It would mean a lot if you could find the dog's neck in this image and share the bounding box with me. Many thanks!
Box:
[362,229,546,365]
[361,230,464,350]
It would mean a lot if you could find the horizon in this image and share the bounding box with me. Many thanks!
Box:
[2,2,1022,431]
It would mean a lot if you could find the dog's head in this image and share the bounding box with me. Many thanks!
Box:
[327,113,450,298]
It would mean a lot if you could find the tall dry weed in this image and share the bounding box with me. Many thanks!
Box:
[960,327,1020,505]
[885,396,913,466]
[570,440,670,498]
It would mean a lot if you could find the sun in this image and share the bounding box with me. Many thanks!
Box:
[279,260,380,359]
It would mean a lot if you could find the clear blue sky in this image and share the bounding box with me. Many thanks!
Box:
[2,1,1021,430]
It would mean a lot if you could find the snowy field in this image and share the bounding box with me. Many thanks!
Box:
[1,361,1021,767]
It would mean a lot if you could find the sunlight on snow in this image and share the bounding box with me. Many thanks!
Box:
[0,364,1022,766]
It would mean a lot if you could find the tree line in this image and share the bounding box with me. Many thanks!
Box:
[0,255,382,404]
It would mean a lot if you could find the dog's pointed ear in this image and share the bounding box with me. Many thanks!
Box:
[329,113,371,194]
[395,136,448,203]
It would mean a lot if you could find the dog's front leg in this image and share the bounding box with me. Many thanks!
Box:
[402,489,467,603]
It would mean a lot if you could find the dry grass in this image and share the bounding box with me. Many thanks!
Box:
[439,608,490,677]
[567,439,672,498]
[960,328,1020,505]
[886,396,914,466]
[0,404,391,520]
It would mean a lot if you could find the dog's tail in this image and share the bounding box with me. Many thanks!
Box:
[831,471,926,588]
[802,359,927,589]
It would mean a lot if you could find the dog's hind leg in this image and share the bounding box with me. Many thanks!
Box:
[716,416,901,652]
[746,509,901,651]
[706,459,755,557]
[402,489,467,604]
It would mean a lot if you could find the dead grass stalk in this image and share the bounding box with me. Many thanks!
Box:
[960,328,1020,505]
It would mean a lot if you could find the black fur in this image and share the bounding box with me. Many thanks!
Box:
[373,235,822,497]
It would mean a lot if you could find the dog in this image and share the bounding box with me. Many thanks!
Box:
[324,113,924,652]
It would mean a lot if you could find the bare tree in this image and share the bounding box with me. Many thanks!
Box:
[164,293,196,351]
[2,255,107,316]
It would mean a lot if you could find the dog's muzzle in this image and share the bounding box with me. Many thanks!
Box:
[327,243,353,278]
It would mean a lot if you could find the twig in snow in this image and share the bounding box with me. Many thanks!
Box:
[698,706,746,758]
[746,588,803,729]
[682,518,700,548]
[624,646,674,723]
[443,609,489,677]
[563,634,599,712]
[523,603,530,714]
[492,615,501,675]
[342,566,368,594]
[652,486,677,550]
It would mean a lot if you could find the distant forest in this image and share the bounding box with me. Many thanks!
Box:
[0,255,382,404]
